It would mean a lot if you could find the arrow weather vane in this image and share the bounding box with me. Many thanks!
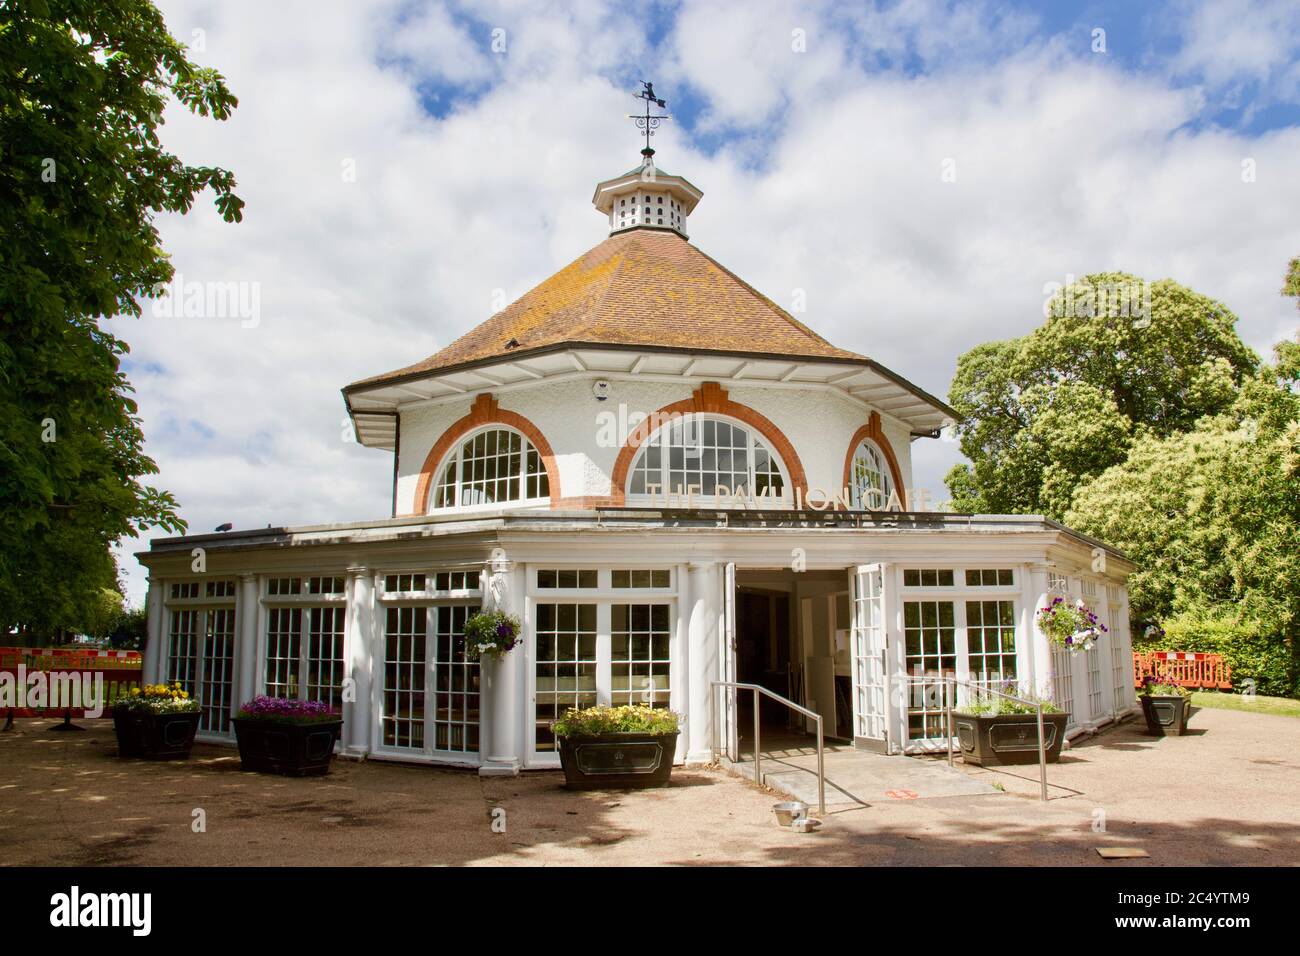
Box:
[628,80,669,158]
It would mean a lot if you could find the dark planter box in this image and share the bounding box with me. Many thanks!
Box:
[557,732,679,789]
[233,718,343,776]
[1140,695,1192,736]
[112,708,200,760]
[951,711,1069,767]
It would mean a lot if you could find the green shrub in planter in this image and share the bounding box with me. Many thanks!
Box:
[952,690,1068,766]
[112,682,201,760]
[553,705,680,789]
[1138,676,1193,736]
[233,696,342,776]
[552,705,680,737]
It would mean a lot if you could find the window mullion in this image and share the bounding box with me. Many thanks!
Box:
[424,604,435,756]
[949,601,964,709]
[195,609,209,708]
[453,448,461,508]
[299,608,311,701]
[596,603,612,706]
[748,433,757,493]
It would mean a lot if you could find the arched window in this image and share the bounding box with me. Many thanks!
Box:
[432,427,549,510]
[849,439,894,509]
[627,415,786,500]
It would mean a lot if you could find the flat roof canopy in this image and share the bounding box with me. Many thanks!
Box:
[345,344,958,450]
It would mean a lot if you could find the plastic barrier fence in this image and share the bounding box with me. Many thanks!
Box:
[0,647,143,717]
[1132,651,1233,691]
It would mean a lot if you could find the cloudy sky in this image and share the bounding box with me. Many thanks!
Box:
[117,0,1300,604]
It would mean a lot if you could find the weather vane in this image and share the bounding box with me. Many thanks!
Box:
[628,81,669,159]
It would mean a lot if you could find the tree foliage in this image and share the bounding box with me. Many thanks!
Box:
[1066,341,1300,694]
[948,266,1298,694]
[945,273,1258,519]
[0,1,241,633]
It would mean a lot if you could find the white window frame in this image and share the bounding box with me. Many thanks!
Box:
[524,566,680,767]
[1109,601,1132,715]
[1086,644,1105,719]
[894,564,1027,751]
[623,413,790,508]
[260,581,349,707]
[163,582,238,739]
[430,425,550,514]
[372,573,484,765]
[848,438,895,509]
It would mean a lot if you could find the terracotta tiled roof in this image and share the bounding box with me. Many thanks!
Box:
[348,229,866,390]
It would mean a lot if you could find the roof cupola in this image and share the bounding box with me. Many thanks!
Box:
[591,81,702,238]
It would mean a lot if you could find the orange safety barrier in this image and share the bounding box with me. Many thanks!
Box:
[1132,651,1233,691]
[1,646,144,717]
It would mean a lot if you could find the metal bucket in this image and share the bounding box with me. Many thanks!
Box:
[772,801,809,826]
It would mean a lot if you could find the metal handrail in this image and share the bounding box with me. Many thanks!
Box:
[899,676,1051,802]
[711,680,825,815]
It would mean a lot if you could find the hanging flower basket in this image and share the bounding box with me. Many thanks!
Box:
[1037,597,1107,653]
[463,610,521,661]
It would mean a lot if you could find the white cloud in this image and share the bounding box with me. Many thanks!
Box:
[117,0,1300,603]
[1171,0,1300,101]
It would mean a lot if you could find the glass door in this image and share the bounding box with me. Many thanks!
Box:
[850,565,889,752]
[532,602,598,755]
[721,562,738,762]
[528,595,677,765]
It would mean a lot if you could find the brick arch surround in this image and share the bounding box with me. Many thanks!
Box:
[841,411,906,503]
[409,394,561,515]
[608,382,808,504]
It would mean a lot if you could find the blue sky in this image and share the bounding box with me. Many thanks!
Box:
[400,1,1300,147]
[116,0,1300,604]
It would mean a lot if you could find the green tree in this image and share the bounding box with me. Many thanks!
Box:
[1284,257,1300,306]
[1066,342,1300,695]
[0,1,241,634]
[106,604,148,650]
[945,273,1258,519]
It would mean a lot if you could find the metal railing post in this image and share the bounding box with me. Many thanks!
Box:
[1036,701,1048,803]
[945,676,954,768]
[898,675,1054,802]
[712,676,722,764]
[711,680,827,817]
[815,715,825,815]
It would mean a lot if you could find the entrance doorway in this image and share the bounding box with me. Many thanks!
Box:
[735,587,793,732]
[732,569,853,752]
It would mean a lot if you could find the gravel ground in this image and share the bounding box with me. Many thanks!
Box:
[0,705,1295,866]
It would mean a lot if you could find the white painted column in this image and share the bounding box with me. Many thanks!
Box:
[235,572,258,716]
[480,555,523,776]
[672,563,691,764]
[143,577,164,684]
[344,566,373,757]
[1023,564,1052,699]
[685,561,717,765]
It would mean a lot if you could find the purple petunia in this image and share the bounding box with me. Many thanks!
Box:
[238,695,338,719]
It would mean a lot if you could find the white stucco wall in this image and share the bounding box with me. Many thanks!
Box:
[395,378,917,514]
